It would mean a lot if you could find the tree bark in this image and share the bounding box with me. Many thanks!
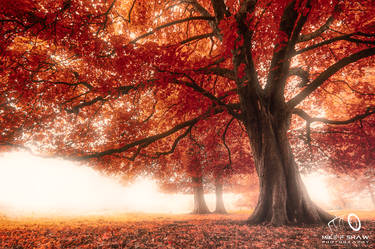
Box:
[241,99,333,226]
[214,174,227,214]
[192,176,211,214]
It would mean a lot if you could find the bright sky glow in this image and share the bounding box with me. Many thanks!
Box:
[0,152,241,217]
[129,32,136,39]
[302,172,332,207]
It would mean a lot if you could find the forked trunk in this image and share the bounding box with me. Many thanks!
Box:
[192,176,211,214]
[214,175,227,214]
[244,108,333,226]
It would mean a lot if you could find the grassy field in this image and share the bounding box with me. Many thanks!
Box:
[0,210,374,248]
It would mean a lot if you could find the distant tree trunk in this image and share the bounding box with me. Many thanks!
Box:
[192,176,211,214]
[214,173,227,214]
[239,90,333,225]
[336,195,347,210]
[368,183,375,208]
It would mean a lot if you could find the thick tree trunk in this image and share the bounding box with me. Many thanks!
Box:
[214,175,227,214]
[243,106,333,226]
[192,176,211,214]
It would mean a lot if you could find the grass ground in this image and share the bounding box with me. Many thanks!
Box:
[0,210,374,248]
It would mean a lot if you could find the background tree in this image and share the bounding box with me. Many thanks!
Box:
[202,123,254,214]
[1,0,375,226]
[185,145,211,214]
[327,169,375,210]
[230,173,260,210]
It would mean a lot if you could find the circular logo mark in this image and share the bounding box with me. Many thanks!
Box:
[347,213,361,232]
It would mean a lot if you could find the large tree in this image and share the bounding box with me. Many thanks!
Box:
[1,0,375,225]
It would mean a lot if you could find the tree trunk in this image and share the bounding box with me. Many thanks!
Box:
[337,195,347,209]
[242,102,333,226]
[214,174,227,214]
[368,183,375,208]
[192,176,211,214]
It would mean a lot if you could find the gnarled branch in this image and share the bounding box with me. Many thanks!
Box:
[77,107,224,160]
[288,46,375,108]
[293,107,375,149]
[156,68,242,119]
[265,0,311,102]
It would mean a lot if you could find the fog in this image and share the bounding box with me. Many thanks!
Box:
[0,152,241,216]
[0,152,372,217]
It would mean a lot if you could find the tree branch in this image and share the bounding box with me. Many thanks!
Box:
[141,100,157,123]
[265,0,311,102]
[293,107,375,125]
[130,16,215,44]
[96,0,117,35]
[297,15,334,42]
[194,67,235,80]
[294,32,375,55]
[210,0,230,23]
[155,68,242,119]
[288,67,309,87]
[182,0,211,17]
[128,0,137,23]
[65,96,105,114]
[51,81,93,90]
[77,107,224,159]
[222,117,234,167]
[233,0,259,90]
[331,79,375,96]
[172,78,242,119]
[140,125,194,159]
[65,85,135,114]
[182,0,222,38]
[180,32,215,44]
[293,106,375,150]
[288,46,375,108]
